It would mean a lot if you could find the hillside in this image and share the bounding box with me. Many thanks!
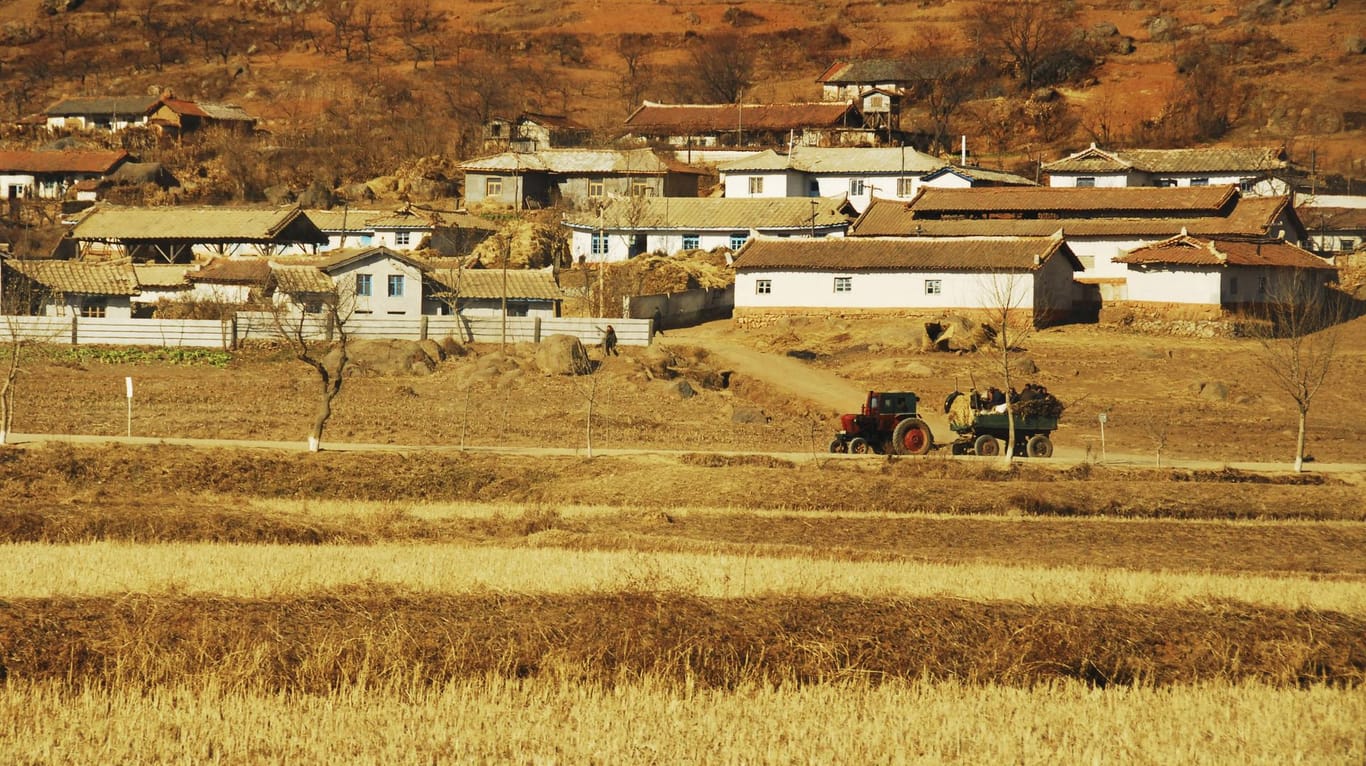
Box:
[0,0,1362,198]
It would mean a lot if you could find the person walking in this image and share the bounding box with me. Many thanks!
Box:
[602,324,619,356]
[652,308,665,336]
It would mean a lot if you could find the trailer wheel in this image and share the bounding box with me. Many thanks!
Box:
[892,418,933,455]
[1026,434,1054,458]
[973,434,1000,457]
[848,437,871,454]
[829,438,847,454]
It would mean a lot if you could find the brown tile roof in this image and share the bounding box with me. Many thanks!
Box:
[562,196,856,230]
[0,149,129,174]
[271,265,335,295]
[624,101,859,133]
[426,267,563,301]
[458,148,685,175]
[189,257,272,284]
[4,258,137,295]
[817,59,917,84]
[906,185,1239,216]
[1297,206,1366,232]
[851,196,1292,239]
[314,246,429,273]
[1115,235,1335,269]
[43,96,161,117]
[731,235,1078,272]
[1044,144,1287,174]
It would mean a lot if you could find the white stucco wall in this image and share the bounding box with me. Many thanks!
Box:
[1046,173,1136,188]
[1120,267,1223,305]
[1068,237,1153,280]
[722,170,802,199]
[734,268,1044,311]
[0,173,35,199]
[372,228,429,252]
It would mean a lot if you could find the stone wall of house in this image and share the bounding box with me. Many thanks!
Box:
[1099,300,1240,337]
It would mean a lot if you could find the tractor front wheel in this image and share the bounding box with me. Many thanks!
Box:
[829,438,847,454]
[848,437,871,454]
[892,418,933,455]
[973,434,1000,457]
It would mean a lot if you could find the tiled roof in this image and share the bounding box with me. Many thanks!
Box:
[624,101,859,133]
[1044,144,1287,174]
[189,257,272,284]
[817,59,917,84]
[720,146,944,174]
[303,208,387,232]
[1297,206,1366,232]
[314,246,428,273]
[43,96,161,117]
[562,196,856,230]
[132,264,191,288]
[271,265,335,295]
[851,196,1291,239]
[906,185,1239,216]
[458,148,684,175]
[1115,235,1335,269]
[426,267,564,300]
[4,258,137,296]
[0,149,129,174]
[921,165,1037,186]
[72,205,324,242]
[520,112,588,130]
[731,234,1076,272]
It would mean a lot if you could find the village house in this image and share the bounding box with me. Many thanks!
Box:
[718,146,947,213]
[730,233,1080,325]
[69,205,328,262]
[918,165,1038,190]
[424,265,564,319]
[483,112,591,153]
[621,101,875,151]
[148,98,257,137]
[458,148,704,210]
[561,196,858,262]
[0,149,130,200]
[816,59,919,136]
[1296,197,1366,256]
[289,207,498,256]
[0,256,138,319]
[1110,233,1336,319]
[40,96,162,132]
[1042,144,1289,196]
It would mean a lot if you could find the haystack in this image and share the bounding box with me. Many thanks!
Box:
[922,315,995,352]
[469,221,568,269]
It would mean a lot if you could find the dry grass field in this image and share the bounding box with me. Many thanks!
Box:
[2,318,1364,762]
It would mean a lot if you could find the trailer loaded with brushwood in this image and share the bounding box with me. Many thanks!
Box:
[944,383,1064,458]
[829,391,934,455]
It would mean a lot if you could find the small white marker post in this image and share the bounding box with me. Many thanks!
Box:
[125,376,133,438]
[1097,412,1107,462]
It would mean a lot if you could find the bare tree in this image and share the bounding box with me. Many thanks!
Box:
[687,33,755,104]
[268,278,355,453]
[1246,270,1346,472]
[907,34,983,154]
[135,0,179,72]
[968,0,1076,91]
[978,270,1035,462]
[391,0,447,70]
[0,267,59,445]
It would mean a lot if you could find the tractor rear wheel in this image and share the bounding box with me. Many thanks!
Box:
[973,434,1000,457]
[829,438,847,454]
[891,418,933,455]
[848,437,871,454]
[1026,434,1054,458]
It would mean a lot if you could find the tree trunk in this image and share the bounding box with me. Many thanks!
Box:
[1294,408,1307,473]
[309,385,336,453]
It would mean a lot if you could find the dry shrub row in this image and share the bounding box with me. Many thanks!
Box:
[1,591,1361,691]
[1,443,1359,520]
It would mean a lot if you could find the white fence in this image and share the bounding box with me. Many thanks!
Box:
[3,313,658,350]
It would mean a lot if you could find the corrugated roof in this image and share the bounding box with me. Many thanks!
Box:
[71,205,324,242]
[906,185,1238,215]
[1044,144,1287,174]
[562,196,855,230]
[851,196,1291,239]
[817,59,917,84]
[1115,235,1335,269]
[132,264,191,288]
[921,165,1037,186]
[303,208,386,232]
[624,101,859,133]
[0,149,129,174]
[189,257,272,284]
[4,258,137,295]
[43,96,161,117]
[426,267,563,300]
[196,102,255,122]
[719,145,945,174]
[458,148,681,175]
[271,265,335,295]
[731,234,1074,272]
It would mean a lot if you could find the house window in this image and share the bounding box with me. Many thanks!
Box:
[80,298,107,318]
[630,181,655,197]
[682,234,700,250]
[1076,177,1096,188]
[485,177,503,197]
[748,177,764,194]
[849,178,866,195]
[355,274,372,297]
[808,180,820,197]
[1191,178,1210,186]
[1341,238,1356,251]
[897,177,915,197]
[591,233,609,257]
[925,279,942,295]
[729,232,748,250]
[395,231,411,246]
[588,179,605,198]
[387,274,405,297]
[834,276,852,293]
[756,279,772,295]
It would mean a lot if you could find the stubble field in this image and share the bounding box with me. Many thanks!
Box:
[1,319,1364,762]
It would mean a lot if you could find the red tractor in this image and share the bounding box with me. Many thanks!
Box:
[829,391,934,455]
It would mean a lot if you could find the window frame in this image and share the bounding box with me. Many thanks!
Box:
[924,279,942,295]
[587,178,605,198]
[387,274,405,298]
[897,177,915,197]
[355,273,373,297]
[80,298,108,318]
[485,177,503,197]
[748,176,764,195]
[729,232,748,250]
[591,232,609,257]
[849,178,866,196]
[394,230,411,247]
[1075,177,1096,188]
[833,276,852,293]
[681,234,700,251]
[755,279,772,295]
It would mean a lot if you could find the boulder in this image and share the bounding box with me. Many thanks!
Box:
[535,334,591,375]
[418,339,445,364]
[671,380,697,399]
[1199,381,1229,401]
[330,339,435,377]
[922,315,993,352]
[1015,356,1040,375]
[731,406,768,424]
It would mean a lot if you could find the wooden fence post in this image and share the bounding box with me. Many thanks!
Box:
[70,315,78,345]
[420,315,429,341]
[533,316,542,343]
